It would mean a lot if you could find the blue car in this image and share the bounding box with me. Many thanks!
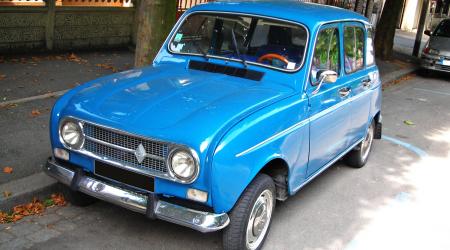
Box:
[45,1,382,249]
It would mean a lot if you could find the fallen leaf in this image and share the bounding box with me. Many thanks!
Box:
[404,120,415,126]
[0,74,6,80]
[3,191,12,198]
[50,193,66,206]
[31,109,41,117]
[6,103,18,109]
[67,53,86,64]
[43,198,54,207]
[3,166,13,174]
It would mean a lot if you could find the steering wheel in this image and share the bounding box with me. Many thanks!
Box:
[257,53,289,65]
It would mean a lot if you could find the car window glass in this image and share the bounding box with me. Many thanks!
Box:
[434,20,450,38]
[344,26,365,73]
[366,27,375,66]
[311,27,340,85]
[170,13,308,71]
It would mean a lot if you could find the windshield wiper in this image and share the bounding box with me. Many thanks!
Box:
[193,17,210,60]
[231,27,248,68]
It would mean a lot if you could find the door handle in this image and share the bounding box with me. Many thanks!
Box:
[361,79,372,88]
[339,87,351,98]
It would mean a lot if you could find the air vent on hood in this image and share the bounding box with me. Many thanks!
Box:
[189,60,264,81]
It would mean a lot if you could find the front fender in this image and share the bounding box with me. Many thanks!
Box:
[211,94,310,213]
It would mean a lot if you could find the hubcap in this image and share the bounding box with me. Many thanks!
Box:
[361,124,374,161]
[246,189,273,250]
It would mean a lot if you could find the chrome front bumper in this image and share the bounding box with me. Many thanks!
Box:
[44,159,229,233]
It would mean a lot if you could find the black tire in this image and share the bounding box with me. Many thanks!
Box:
[345,122,375,168]
[60,184,97,207]
[418,68,431,77]
[223,174,276,250]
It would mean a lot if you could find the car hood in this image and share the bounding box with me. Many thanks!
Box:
[430,36,450,55]
[62,65,294,150]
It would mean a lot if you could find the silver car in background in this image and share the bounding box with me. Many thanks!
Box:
[421,19,450,73]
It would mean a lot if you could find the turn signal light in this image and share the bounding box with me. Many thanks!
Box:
[187,188,208,203]
[54,148,69,161]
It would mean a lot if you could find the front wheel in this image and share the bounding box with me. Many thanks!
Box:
[345,121,375,168]
[223,174,276,250]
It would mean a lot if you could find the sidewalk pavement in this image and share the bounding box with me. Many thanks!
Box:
[0,43,420,211]
[0,50,134,211]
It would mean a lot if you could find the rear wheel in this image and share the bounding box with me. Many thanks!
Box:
[223,174,276,250]
[345,121,375,168]
[60,184,97,207]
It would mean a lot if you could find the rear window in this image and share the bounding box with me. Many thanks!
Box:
[434,20,450,38]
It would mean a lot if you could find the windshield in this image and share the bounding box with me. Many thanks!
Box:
[434,20,450,38]
[169,13,308,71]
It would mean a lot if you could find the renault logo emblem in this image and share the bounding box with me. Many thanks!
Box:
[135,143,146,164]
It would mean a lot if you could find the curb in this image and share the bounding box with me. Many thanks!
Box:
[0,172,61,212]
[381,66,419,85]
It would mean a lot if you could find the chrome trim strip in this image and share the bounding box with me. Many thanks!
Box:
[292,137,364,194]
[167,10,310,73]
[85,136,166,162]
[44,159,229,233]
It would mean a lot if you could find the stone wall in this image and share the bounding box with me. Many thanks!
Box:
[0,6,136,53]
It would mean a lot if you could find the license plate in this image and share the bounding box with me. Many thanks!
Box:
[95,161,154,192]
[442,60,450,66]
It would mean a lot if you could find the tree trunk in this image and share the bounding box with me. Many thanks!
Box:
[354,0,365,15]
[134,0,177,67]
[412,0,430,56]
[374,0,405,59]
[365,0,375,20]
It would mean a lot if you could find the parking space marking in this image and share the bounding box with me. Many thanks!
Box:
[414,88,450,96]
[382,135,428,158]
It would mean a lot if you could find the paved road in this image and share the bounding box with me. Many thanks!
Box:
[1,73,449,250]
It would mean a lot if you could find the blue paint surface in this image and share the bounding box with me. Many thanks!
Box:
[49,1,380,213]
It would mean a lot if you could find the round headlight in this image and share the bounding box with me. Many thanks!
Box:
[60,120,84,149]
[170,150,198,182]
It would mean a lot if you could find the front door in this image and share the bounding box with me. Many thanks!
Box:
[307,23,352,176]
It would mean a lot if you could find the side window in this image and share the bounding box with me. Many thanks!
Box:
[311,27,340,84]
[344,26,365,73]
[366,27,375,66]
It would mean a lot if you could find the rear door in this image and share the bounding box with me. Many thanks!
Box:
[307,23,352,176]
[341,22,377,143]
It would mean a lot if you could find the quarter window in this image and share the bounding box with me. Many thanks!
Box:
[366,27,375,66]
[344,26,365,73]
[311,27,340,84]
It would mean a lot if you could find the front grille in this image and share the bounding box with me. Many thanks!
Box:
[436,64,450,71]
[83,123,169,174]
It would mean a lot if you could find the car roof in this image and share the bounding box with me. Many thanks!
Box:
[187,0,369,29]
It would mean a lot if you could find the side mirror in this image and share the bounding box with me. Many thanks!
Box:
[312,70,338,94]
[424,30,431,36]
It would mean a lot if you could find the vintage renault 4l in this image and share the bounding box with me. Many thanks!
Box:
[45,1,382,249]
